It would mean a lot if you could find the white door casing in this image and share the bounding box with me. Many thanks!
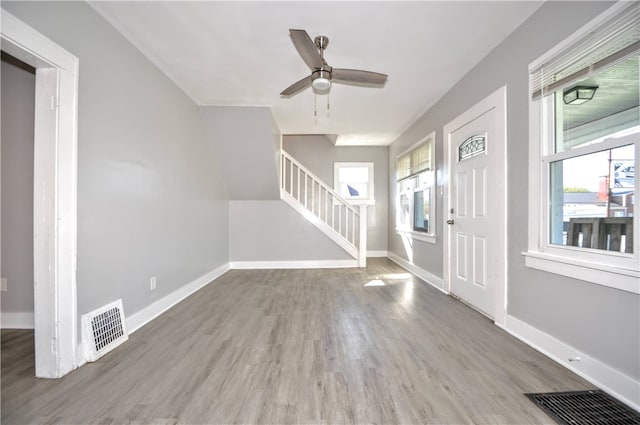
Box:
[443,86,507,326]
[1,10,79,377]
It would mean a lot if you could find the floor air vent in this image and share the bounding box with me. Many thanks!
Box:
[81,299,128,362]
[526,390,640,425]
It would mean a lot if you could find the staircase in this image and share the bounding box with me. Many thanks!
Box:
[280,150,367,267]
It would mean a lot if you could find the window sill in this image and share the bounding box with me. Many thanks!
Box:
[347,199,375,206]
[522,251,639,294]
[396,229,436,244]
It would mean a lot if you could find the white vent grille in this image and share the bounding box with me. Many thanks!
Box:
[82,299,128,362]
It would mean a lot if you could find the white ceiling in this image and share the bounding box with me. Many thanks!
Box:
[90,1,542,146]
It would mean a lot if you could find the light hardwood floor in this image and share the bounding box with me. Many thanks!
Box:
[1,259,592,424]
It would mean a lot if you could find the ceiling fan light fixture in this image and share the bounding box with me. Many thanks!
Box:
[312,77,331,94]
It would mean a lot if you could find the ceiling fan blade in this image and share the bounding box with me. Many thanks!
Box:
[332,69,388,87]
[280,75,313,97]
[289,29,324,70]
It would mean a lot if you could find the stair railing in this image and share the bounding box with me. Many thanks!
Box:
[280,150,367,267]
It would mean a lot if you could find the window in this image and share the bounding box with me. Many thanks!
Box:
[333,162,374,204]
[396,132,436,242]
[526,2,639,293]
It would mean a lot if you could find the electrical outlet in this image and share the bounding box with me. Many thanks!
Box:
[1,278,7,292]
[150,276,156,291]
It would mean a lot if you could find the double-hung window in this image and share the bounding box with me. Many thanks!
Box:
[525,2,639,293]
[396,132,436,243]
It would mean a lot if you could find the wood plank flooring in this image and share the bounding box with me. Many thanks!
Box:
[1,259,593,424]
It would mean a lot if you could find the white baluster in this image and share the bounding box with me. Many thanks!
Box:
[280,153,283,191]
[345,208,349,238]
[331,196,335,229]
[297,167,300,201]
[324,188,329,223]
[311,181,315,214]
[359,204,367,267]
[351,210,356,244]
[289,158,293,195]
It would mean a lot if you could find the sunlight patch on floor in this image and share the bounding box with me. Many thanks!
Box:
[402,281,414,305]
[382,273,412,280]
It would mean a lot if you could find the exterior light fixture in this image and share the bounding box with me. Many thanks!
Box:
[563,85,598,105]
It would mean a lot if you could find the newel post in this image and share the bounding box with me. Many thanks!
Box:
[358,204,367,267]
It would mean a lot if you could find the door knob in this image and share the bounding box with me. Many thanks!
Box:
[447,219,455,225]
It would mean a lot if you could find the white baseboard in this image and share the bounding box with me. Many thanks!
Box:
[126,263,230,334]
[367,250,388,258]
[75,342,87,369]
[1,312,34,329]
[501,315,640,412]
[387,251,446,293]
[230,260,358,269]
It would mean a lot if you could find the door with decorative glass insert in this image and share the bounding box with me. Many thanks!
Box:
[449,109,496,318]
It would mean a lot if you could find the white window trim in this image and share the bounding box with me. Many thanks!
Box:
[333,162,375,205]
[524,2,640,294]
[395,131,437,243]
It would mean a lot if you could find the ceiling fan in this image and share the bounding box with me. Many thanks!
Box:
[281,29,388,97]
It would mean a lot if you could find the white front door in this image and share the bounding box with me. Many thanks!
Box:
[445,87,507,322]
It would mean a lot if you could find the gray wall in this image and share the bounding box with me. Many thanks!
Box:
[283,135,388,252]
[200,106,280,200]
[1,55,35,315]
[229,200,351,262]
[3,2,230,323]
[387,1,639,380]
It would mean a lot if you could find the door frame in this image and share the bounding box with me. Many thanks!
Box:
[1,10,79,378]
[442,86,507,327]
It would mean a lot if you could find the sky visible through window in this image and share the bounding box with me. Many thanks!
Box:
[562,143,635,192]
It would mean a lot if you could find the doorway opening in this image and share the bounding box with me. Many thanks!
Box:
[1,10,79,378]
[1,52,36,333]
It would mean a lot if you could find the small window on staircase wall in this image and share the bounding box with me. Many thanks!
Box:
[333,162,374,205]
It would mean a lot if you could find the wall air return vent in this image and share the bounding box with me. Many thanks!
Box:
[81,299,128,362]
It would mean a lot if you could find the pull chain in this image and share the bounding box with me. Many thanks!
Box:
[313,92,331,122]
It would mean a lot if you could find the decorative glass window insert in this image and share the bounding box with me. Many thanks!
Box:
[459,134,486,161]
[333,162,374,203]
[526,2,639,291]
[396,133,436,238]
